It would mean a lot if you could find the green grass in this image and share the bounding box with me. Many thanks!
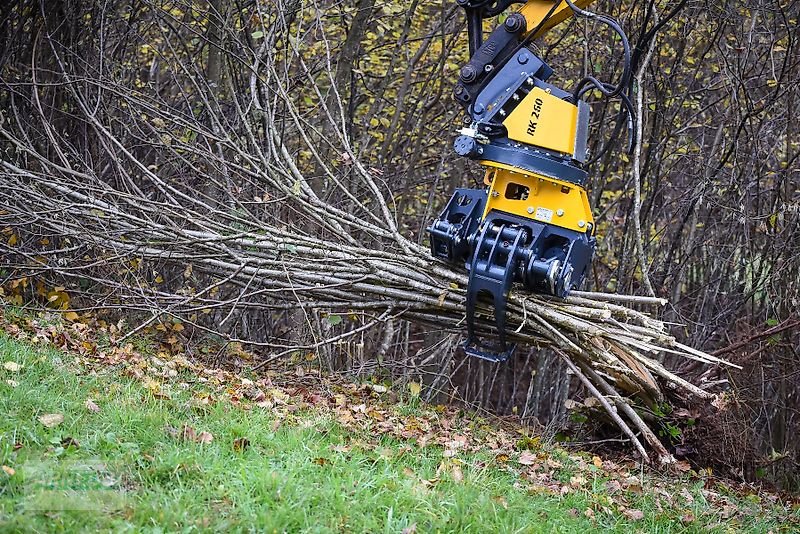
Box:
[0,332,796,532]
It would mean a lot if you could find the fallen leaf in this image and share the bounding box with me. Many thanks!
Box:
[452,465,464,483]
[408,382,421,397]
[331,444,351,453]
[492,495,508,509]
[518,451,537,465]
[592,456,603,469]
[546,458,562,469]
[570,475,587,488]
[233,437,250,452]
[196,431,213,444]
[85,399,101,413]
[3,361,21,372]
[605,480,622,494]
[675,460,692,473]
[623,509,645,521]
[180,425,196,441]
[38,413,64,428]
[370,384,387,394]
[2,465,14,476]
[60,436,80,449]
[63,311,79,322]
[313,457,329,466]
[401,524,417,534]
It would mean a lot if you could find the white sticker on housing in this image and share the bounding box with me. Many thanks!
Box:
[534,207,553,223]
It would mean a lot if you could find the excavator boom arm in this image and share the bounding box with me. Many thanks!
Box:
[520,0,596,38]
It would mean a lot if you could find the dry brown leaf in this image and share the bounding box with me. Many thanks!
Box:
[180,425,196,441]
[196,431,214,444]
[2,465,14,476]
[492,495,509,509]
[38,413,64,428]
[518,451,537,466]
[452,465,464,483]
[233,437,250,452]
[85,398,101,413]
[675,460,692,473]
[570,475,587,488]
[623,508,645,521]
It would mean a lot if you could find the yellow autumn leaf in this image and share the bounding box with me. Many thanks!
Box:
[408,382,421,397]
[63,311,79,322]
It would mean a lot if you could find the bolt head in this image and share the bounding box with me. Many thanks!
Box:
[578,220,586,228]
[460,65,477,83]
[557,209,565,217]
[527,207,535,214]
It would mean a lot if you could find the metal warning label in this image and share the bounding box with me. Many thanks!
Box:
[535,207,553,223]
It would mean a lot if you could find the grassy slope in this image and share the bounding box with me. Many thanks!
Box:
[0,330,797,533]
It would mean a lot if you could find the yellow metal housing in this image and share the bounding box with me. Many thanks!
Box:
[480,163,594,234]
[503,86,579,157]
[519,0,596,38]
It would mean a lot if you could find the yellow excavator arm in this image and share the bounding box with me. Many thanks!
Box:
[520,0,596,38]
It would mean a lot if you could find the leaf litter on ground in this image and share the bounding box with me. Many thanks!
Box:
[1,307,798,530]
